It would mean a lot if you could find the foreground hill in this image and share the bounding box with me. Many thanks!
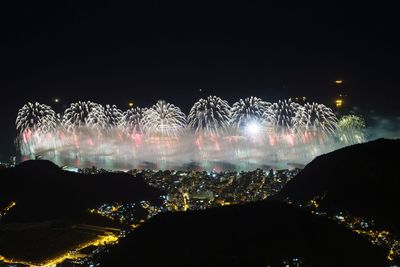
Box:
[100,201,387,267]
[277,138,400,230]
[0,160,163,222]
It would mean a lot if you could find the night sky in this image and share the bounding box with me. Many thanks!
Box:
[1,1,399,157]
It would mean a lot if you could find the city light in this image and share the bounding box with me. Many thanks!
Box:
[0,232,119,267]
[335,80,343,84]
[336,99,343,108]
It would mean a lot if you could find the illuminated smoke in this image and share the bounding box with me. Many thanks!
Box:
[15,98,398,170]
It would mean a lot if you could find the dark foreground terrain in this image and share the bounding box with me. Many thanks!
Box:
[101,201,387,267]
[1,139,399,266]
[278,138,400,231]
[0,160,163,264]
[101,139,400,267]
[0,160,162,222]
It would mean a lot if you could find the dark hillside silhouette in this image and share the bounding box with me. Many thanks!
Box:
[277,139,400,230]
[101,201,387,267]
[0,160,163,222]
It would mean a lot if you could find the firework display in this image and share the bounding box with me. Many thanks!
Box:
[62,101,106,132]
[122,107,145,134]
[15,97,368,170]
[188,95,231,136]
[142,100,186,138]
[293,102,338,136]
[263,99,300,133]
[230,96,270,130]
[337,115,366,144]
[16,102,58,134]
[16,102,59,155]
[103,104,124,129]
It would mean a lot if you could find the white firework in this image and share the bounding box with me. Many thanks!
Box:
[103,104,123,129]
[142,100,186,138]
[263,99,300,133]
[86,104,107,129]
[188,95,231,136]
[62,101,106,132]
[15,98,354,167]
[16,102,58,134]
[293,102,338,135]
[337,115,366,144]
[122,107,146,134]
[230,96,270,129]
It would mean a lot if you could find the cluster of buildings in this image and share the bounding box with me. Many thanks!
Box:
[0,164,307,267]
[84,168,301,234]
[76,166,301,213]
[306,199,400,263]
[130,168,301,212]
[0,157,16,169]
[88,200,162,226]
[5,161,398,266]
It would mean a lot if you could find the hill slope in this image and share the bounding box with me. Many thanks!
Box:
[277,138,400,230]
[0,160,163,222]
[101,201,387,267]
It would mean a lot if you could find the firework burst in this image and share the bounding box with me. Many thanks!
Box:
[122,107,146,134]
[16,102,58,134]
[293,102,338,136]
[337,114,366,144]
[103,104,123,130]
[62,101,106,132]
[230,96,270,129]
[15,97,372,170]
[263,99,300,134]
[142,100,186,138]
[188,95,231,136]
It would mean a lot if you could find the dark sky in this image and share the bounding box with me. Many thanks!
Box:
[1,1,399,157]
